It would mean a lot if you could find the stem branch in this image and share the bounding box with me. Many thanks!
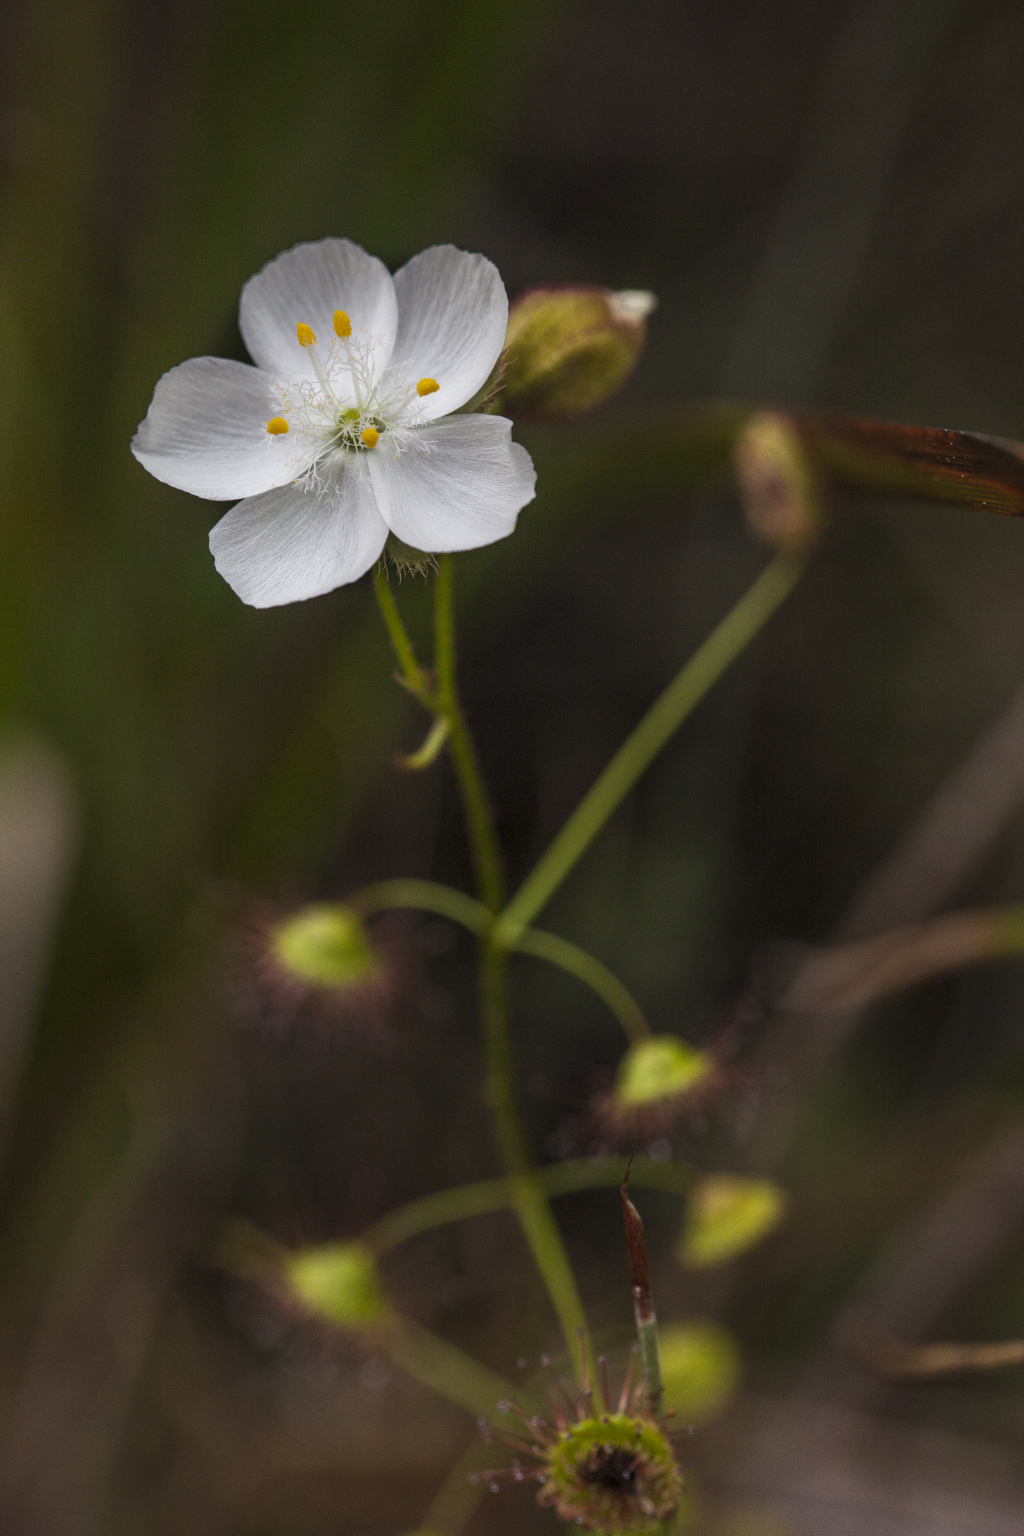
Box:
[495,553,806,945]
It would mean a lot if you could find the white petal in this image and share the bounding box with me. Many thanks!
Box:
[209,456,388,608]
[391,246,507,420]
[368,415,535,552]
[239,238,398,387]
[132,357,314,500]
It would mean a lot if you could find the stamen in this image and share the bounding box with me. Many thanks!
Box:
[361,427,380,449]
[333,310,352,338]
[416,377,440,396]
[266,416,289,435]
[296,322,316,348]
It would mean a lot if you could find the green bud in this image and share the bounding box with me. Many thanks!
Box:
[734,412,822,554]
[615,1034,715,1109]
[679,1175,786,1270]
[495,285,656,422]
[286,1240,384,1327]
[269,902,378,990]
[659,1320,741,1423]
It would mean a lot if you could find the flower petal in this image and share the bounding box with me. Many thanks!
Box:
[239,238,398,387]
[368,414,535,552]
[209,456,388,607]
[390,246,507,420]
[132,357,314,500]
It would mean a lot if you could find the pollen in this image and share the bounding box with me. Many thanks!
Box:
[266,416,289,435]
[361,427,380,449]
[333,309,352,339]
[296,322,316,347]
[416,377,440,397]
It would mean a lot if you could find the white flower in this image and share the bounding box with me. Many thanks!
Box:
[132,239,536,607]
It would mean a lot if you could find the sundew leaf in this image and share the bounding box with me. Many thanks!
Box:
[679,1175,786,1269]
[658,1321,741,1423]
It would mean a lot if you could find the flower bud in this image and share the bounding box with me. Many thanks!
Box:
[286,1240,385,1328]
[678,1174,785,1270]
[734,411,822,554]
[494,285,656,422]
[269,902,379,990]
[659,1320,741,1423]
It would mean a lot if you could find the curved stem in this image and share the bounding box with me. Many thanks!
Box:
[494,553,807,946]
[348,879,649,1041]
[348,877,491,934]
[363,1155,697,1256]
[513,928,650,1042]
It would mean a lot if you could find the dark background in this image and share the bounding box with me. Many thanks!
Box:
[2,1,1024,1532]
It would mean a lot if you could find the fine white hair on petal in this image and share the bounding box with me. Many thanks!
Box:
[131,357,316,500]
[209,455,389,608]
[239,238,399,388]
[367,414,536,553]
[391,246,508,422]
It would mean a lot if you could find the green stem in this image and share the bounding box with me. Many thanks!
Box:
[362,1155,696,1256]
[375,1308,513,1419]
[348,879,649,1041]
[348,877,491,933]
[494,553,806,946]
[434,555,504,914]
[431,556,592,1370]
[415,1437,492,1536]
[513,928,650,1042]
[373,566,435,704]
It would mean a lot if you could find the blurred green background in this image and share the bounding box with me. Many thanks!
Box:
[3,1,1024,1532]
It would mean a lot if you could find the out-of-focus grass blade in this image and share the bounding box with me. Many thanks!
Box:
[793,409,1024,516]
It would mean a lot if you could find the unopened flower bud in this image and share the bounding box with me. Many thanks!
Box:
[270,902,379,990]
[495,285,656,421]
[735,411,822,554]
[287,1240,384,1328]
[679,1174,785,1270]
[659,1320,741,1423]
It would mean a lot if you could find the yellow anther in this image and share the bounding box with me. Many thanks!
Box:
[296,322,316,348]
[361,427,380,449]
[266,416,289,435]
[416,377,440,397]
[333,309,352,339]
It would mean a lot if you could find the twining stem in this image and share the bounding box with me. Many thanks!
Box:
[494,553,807,946]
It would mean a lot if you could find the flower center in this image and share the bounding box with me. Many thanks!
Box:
[262,314,440,464]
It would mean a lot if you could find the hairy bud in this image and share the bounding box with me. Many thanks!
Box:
[734,411,822,554]
[286,1240,384,1327]
[494,285,656,422]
